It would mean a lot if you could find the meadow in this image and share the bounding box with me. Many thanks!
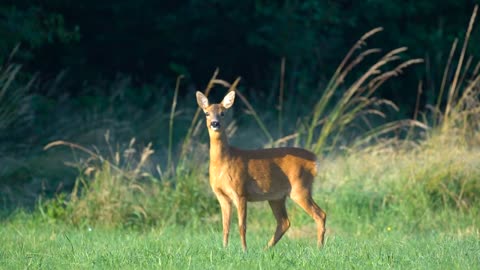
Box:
[0,215,478,269]
[1,124,479,268]
[1,8,480,269]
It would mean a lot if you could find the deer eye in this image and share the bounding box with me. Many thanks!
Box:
[220,112,225,117]
[205,112,210,117]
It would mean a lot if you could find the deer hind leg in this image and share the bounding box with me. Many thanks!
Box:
[267,197,290,248]
[215,193,232,248]
[290,191,327,247]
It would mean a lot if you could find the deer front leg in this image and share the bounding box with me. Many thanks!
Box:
[236,196,247,252]
[215,193,232,248]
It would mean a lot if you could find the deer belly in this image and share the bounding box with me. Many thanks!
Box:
[245,178,291,201]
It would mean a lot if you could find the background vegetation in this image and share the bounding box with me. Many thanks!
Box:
[0,1,479,268]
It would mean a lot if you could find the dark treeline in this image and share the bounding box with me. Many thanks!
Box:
[1,0,479,109]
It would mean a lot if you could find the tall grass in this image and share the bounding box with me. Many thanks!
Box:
[0,46,33,132]
[0,48,37,208]
[433,5,480,143]
[264,28,425,152]
[167,75,183,175]
[42,134,217,228]
[304,28,424,154]
[314,6,480,235]
[415,5,480,212]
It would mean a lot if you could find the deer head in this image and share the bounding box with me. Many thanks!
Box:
[196,91,235,135]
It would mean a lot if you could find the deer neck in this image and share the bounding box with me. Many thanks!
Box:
[209,131,231,162]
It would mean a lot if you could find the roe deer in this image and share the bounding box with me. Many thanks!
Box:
[196,90,326,251]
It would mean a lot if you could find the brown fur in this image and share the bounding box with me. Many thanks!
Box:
[196,91,326,251]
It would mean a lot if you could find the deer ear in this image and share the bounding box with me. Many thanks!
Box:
[196,91,209,110]
[221,91,235,109]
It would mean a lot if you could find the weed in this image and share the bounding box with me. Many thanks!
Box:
[42,134,216,228]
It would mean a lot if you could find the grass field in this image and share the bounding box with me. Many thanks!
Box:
[1,212,479,270]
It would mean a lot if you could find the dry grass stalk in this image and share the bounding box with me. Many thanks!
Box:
[167,75,184,175]
[304,27,423,153]
[278,57,286,136]
[444,5,478,126]
[436,38,459,120]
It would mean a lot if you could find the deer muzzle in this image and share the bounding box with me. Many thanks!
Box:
[210,121,221,130]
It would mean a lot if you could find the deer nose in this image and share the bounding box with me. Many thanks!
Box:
[211,121,220,129]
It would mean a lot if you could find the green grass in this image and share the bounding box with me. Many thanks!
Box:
[1,214,479,270]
